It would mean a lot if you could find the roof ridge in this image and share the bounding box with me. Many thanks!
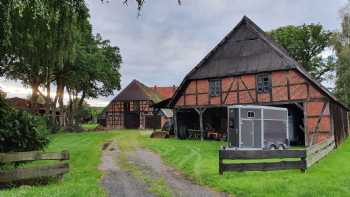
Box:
[169,16,348,109]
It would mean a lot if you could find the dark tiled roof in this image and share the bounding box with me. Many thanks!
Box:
[115,80,163,103]
[98,80,165,121]
[187,16,298,80]
[170,16,348,110]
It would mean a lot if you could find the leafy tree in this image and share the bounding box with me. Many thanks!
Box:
[333,1,350,106]
[64,31,122,127]
[270,24,334,82]
[0,0,88,114]
[1,1,121,128]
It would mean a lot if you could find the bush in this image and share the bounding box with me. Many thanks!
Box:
[0,97,49,153]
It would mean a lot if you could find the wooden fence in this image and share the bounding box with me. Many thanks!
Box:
[0,151,69,184]
[306,138,335,167]
[219,139,336,174]
[219,149,306,174]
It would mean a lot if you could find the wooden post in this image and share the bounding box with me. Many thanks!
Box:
[195,108,206,141]
[219,157,223,175]
[304,102,309,147]
[174,109,178,138]
[199,111,204,141]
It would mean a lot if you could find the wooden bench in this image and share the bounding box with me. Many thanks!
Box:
[0,150,69,184]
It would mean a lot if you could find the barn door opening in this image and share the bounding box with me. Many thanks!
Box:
[273,103,305,146]
[124,112,140,129]
[145,115,161,129]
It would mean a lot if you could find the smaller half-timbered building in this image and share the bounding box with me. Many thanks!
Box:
[99,80,174,129]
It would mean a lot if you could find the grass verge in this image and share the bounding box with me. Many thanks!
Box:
[0,131,118,197]
[139,134,350,197]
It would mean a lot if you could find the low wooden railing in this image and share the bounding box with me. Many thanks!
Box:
[306,138,335,167]
[0,151,69,184]
[219,138,336,174]
[219,149,307,174]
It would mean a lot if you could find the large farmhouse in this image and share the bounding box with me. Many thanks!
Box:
[168,16,349,147]
[99,80,176,129]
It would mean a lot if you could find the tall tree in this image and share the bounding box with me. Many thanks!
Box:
[333,1,350,106]
[0,0,88,113]
[64,32,122,127]
[270,24,334,82]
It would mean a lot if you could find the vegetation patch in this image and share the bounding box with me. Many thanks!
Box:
[0,131,118,197]
[139,134,350,197]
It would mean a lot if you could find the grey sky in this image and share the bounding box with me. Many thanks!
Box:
[0,0,347,106]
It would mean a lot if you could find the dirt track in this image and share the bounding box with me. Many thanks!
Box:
[99,143,155,197]
[99,141,229,197]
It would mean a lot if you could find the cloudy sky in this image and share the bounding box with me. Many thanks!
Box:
[0,0,347,106]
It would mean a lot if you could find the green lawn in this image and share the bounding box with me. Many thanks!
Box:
[139,135,350,197]
[0,131,119,197]
[2,130,350,197]
[81,123,98,130]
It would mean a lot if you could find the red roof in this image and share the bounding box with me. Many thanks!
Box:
[150,86,177,99]
[6,97,31,110]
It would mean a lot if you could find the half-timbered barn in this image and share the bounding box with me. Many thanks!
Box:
[99,80,175,129]
[168,16,349,147]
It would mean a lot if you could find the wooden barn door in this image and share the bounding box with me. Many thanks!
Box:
[145,115,161,129]
[124,112,140,129]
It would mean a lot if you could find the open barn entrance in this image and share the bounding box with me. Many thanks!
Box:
[272,103,305,146]
[124,112,140,129]
[176,107,228,140]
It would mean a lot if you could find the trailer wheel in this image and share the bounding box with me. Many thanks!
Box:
[278,144,285,150]
[269,144,277,150]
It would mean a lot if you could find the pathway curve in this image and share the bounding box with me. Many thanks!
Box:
[99,141,229,197]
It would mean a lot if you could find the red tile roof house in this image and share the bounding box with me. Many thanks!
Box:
[99,80,176,129]
[165,16,349,149]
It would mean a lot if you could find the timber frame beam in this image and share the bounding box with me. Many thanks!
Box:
[194,107,207,141]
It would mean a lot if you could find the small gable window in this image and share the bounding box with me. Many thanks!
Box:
[256,74,271,93]
[209,79,221,97]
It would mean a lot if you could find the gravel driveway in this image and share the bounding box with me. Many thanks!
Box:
[99,141,229,197]
[99,143,155,197]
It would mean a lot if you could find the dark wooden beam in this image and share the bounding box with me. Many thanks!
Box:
[304,101,309,147]
[219,149,306,160]
[0,151,69,163]
[294,102,304,111]
[223,79,236,104]
[0,163,69,184]
[220,161,306,172]
[287,78,291,100]
[310,101,328,145]
[240,77,255,103]
[195,80,198,105]
[220,80,223,104]
[174,109,178,138]
[237,81,240,104]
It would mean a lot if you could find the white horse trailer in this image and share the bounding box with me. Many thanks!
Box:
[227,105,289,150]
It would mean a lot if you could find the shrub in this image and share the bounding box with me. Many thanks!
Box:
[0,97,49,153]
